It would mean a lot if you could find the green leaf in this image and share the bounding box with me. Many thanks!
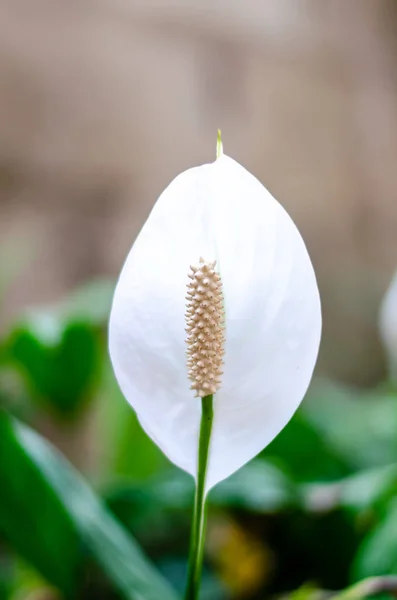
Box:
[0,548,15,600]
[266,410,350,483]
[0,411,178,600]
[210,460,299,512]
[301,464,397,514]
[4,317,101,415]
[270,379,397,484]
[333,576,397,599]
[303,381,397,472]
[280,583,321,600]
[106,459,299,519]
[353,497,397,581]
[8,559,58,600]
[337,466,397,513]
[96,365,168,482]
[283,578,397,600]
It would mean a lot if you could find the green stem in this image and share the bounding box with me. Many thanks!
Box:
[184,394,214,600]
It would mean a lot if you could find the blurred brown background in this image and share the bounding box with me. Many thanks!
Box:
[1,0,397,385]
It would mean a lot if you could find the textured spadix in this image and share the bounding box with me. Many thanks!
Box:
[109,154,321,490]
[186,258,225,398]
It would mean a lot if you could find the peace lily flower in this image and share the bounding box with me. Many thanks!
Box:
[109,133,321,599]
[379,269,397,382]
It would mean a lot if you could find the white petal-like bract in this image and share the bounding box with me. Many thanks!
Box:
[109,155,321,490]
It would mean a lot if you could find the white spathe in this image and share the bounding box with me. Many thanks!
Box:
[109,154,322,490]
[379,269,397,382]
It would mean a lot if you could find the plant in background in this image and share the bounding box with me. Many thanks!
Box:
[379,269,397,384]
[109,132,322,599]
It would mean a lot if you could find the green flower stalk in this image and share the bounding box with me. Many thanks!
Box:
[184,394,213,600]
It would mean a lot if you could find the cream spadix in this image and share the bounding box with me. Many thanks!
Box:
[109,153,321,490]
[186,258,225,398]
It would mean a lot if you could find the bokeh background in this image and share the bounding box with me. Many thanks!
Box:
[1,1,397,599]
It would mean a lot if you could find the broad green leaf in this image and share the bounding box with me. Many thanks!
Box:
[4,317,101,415]
[0,411,178,600]
[0,413,80,596]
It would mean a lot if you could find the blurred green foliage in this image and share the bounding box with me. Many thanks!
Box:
[1,278,397,599]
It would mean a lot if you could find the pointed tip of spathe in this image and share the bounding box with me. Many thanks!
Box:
[216,129,223,160]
